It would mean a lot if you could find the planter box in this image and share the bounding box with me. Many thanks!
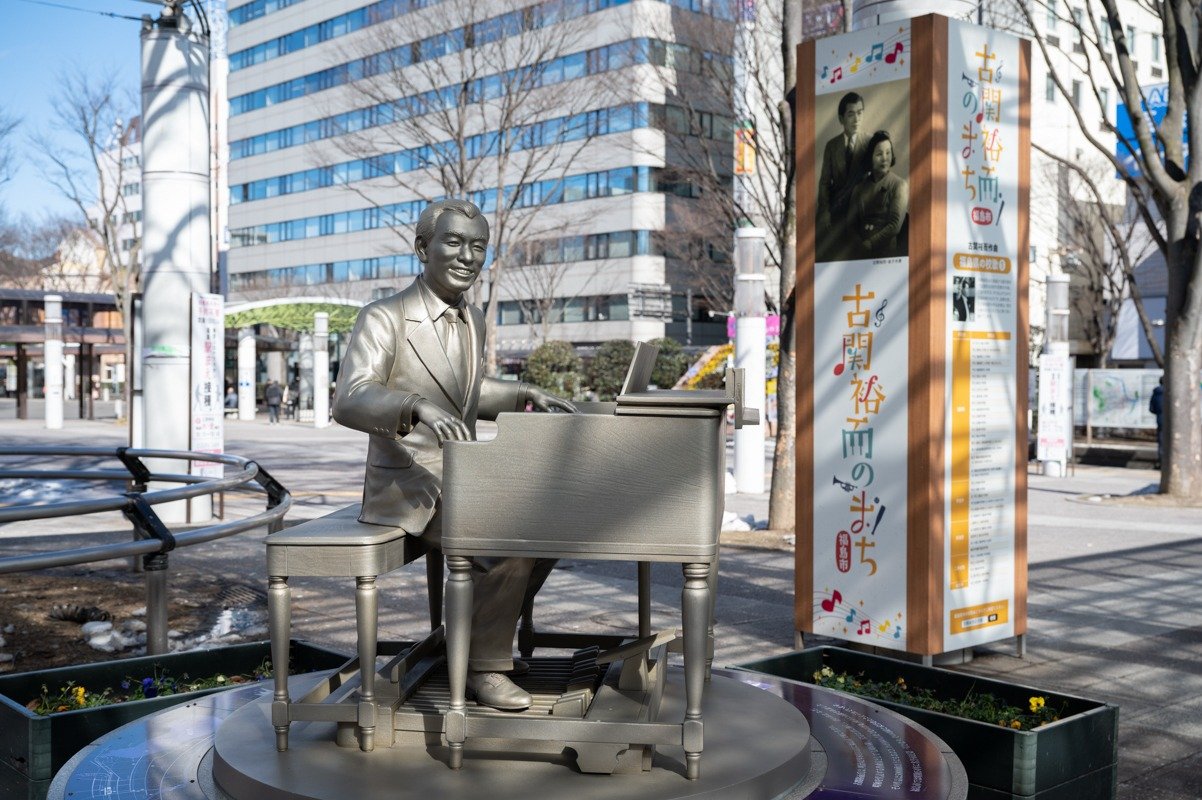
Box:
[0,639,348,788]
[737,646,1118,800]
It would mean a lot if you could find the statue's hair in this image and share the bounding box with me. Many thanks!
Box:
[415,199,487,246]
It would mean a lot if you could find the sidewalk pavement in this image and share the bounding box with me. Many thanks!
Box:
[1,417,1200,798]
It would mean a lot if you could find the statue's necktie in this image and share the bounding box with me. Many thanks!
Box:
[441,306,467,393]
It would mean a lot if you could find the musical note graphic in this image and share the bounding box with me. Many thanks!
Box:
[845,607,857,624]
[893,625,902,639]
[857,619,872,635]
[850,56,862,74]
[884,42,904,64]
[820,64,829,80]
[834,348,847,376]
[873,298,888,327]
[867,42,884,63]
[821,589,843,613]
[877,620,891,634]
[830,66,843,83]
[976,112,984,124]
[832,474,856,492]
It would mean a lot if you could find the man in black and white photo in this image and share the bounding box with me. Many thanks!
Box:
[817,91,870,262]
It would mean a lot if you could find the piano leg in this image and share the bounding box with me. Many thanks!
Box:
[638,561,652,639]
[445,555,473,770]
[681,562,710,780]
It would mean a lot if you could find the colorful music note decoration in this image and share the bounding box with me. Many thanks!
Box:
[830,66,843,84]
[850,56,863,74]
[820,64,829,80]
[884,42,904,64]
[877,620,891,634]
[857,619,872,635]
[821,589,843,613]
[867,42,884,63]
[845,607,857,624]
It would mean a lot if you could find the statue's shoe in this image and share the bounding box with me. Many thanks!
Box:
[467,671,532,711]
[508,658,530,676]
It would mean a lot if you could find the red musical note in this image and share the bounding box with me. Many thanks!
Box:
[976,112,984,124]
[857,619,872,635]
[834,349,847,376]
[884,42,904,64]
[830,66,843,84]
[821,589,843,613]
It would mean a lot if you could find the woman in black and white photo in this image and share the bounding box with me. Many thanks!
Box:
[849,130,909,260]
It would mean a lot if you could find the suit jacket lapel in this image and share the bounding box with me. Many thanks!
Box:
[464,305,481,409]
[402,285,465,412]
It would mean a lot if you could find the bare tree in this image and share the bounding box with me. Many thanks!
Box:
[642,3,799,529]
[32,70,141,337]
[0,110,17,188]
[1007,1,1202,498]
[1037,152,1158,367]
[327,1,612,373]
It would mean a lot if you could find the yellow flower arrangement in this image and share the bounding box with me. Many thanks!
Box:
[1029,696,1046,713]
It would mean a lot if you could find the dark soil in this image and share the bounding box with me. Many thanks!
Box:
[0,566,227,674]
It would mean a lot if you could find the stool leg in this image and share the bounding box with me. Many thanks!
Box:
[445,556,473,770]
[355,576,378,752]
[427,550,444,630]
[268,575,291,752]
[682,563,710,780]
[518,594,535,659]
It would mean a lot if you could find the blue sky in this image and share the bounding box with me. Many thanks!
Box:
[1,0,145,219]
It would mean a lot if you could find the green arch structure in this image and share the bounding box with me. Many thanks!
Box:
[224,299,364,334]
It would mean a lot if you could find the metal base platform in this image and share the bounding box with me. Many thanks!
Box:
[48,669,968,800]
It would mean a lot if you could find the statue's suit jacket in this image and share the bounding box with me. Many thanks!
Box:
[332,279,524,530]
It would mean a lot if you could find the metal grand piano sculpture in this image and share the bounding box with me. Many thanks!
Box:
[434,349,756,779]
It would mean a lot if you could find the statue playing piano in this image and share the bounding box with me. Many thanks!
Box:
[332,198,576,712]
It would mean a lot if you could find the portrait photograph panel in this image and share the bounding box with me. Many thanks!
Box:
[814,77,911,264]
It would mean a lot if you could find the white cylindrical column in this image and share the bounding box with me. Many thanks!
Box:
[299,332,314,412]
[266,351,285,384]
[139,11,211,522]
[238,327,256,421]
[44,295,64,430]
[733,228,767,494]
[853,0,979,28]
[313,312,330,428]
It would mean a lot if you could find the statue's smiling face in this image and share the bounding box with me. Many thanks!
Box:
[419,212,489,303]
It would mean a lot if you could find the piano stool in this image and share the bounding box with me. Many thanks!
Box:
[265,503,443,753]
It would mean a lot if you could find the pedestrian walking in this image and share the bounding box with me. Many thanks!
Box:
[264,379,283,424]
[1149,376,1165,468]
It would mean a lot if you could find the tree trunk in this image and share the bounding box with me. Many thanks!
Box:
[1160,201,1202,498]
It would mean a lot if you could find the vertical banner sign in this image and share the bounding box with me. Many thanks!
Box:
[799,15,1028,656]
[810,22,913,652]
[191,293,225,479]
[943,21,1022,649]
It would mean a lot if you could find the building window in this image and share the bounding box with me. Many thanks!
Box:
[1046,75,1057,103]
[1126,26,1136,57]
[1152,33,1161,62]
[121,182,140,197]
[1099,16,1110,46]
[1046,0,1057,29]
[1071,80,1082,106]
[1099,87,1109,125]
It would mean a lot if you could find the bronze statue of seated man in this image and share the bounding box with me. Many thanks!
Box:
[332,199,575,710]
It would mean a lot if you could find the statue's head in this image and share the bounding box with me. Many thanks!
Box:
[415,199,490,303]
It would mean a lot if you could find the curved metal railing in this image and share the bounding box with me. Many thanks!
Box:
[0,446,291,653]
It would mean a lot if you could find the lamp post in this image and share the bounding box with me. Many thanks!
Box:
[733,228,767,494]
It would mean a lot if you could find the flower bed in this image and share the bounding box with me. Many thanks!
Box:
[737,646,1118,799]
[0,639,348,791]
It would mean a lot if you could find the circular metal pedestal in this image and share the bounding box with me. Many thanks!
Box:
[49,669,967,800]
